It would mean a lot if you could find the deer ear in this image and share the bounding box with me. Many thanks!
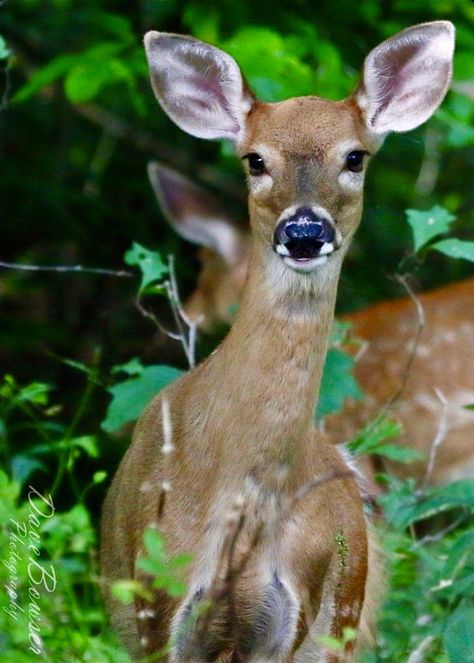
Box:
[147,162,246,265]
[144,32,255,141]
[356,21,455,134]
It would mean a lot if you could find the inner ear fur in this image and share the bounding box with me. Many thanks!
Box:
[144,32,255,141]
[355,21,455,134]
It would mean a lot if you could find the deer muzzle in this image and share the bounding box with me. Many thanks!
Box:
[273,206,340,272]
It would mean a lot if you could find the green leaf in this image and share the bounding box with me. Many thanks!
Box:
[93,471,107,484]
[441,531,474,596]
[17,381,51,405]
[70,435,99,458]
[405,206,456,252]
[111,357,144,377]
[368,443,422,463]
[124,242,168,293]
[102,364,184,433]
[443,599,474,662]
[0,36,10,60]
[111,579,149,605]
[317,348,363,419]
[144,528,166,558]
[137,529,191,598]
[432,239,474,263]
[222,27,315,101]
[58,356,101,383]
[65,62,109,104]
[65,56,137,104]
[13,54,78,103]
[329,320,354,347]
[90,12,135,42]
[11,454,47,485]
[396,480,474,528]
[465,404,474,411]
[0,470,21,520]
[347,416,402,456]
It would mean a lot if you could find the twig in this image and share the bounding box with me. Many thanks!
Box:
[134,293,182,342]
[419,388,449,494]
[414,512,467,548]
[164,255,203,368]
[1,57,11,111]
[181,499,249,662]
[0,260,133,278]
[276,471,353,531]
[183,469,351,661]
[383,273,425,412]
[356,273,426,446]
[414,128,442,197]
[406,635,435,663]
[83,130,117,198]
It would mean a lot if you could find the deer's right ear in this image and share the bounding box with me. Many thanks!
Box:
[144,32,255,141]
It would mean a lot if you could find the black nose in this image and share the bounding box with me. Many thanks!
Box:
[274,207,336,261]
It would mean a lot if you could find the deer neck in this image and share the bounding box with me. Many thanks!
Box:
[209,240,343,456]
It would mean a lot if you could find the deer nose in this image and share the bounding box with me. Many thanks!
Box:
[273,207,338,268]
[284,219,334,243]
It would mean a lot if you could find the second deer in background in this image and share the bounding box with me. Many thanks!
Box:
[148,161,474,488]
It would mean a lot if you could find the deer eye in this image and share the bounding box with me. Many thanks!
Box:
[244,153,267,176]
[346,150,368,173]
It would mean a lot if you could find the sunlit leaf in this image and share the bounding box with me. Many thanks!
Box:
[368,443,422,463]
[137,529,191,598]
[11,454,47,485]
[124,242,168,293]
[317,348,363,419]
[395,480,474,528]
[405,206,456,252]
[432,239,474,263]
[93,471,107,484]
[443,599,474,662]
[13,54,78,103]
[347,416,402,456]
[0,36,10,60]
[102,365,184,433]
[111,357,144,377]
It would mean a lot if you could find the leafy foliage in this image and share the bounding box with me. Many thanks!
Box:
[103,361,184,432]
[124,242,169,294]
[1,1,474,661]
[137,528,192,598]
[406,205,456,252]
[316,321,364,420]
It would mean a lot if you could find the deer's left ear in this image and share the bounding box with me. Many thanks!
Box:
[355,21,455,134]
[144,32,255,141]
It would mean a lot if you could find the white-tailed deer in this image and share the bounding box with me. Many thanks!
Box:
[148,164,474,488]
[102,22,455,662]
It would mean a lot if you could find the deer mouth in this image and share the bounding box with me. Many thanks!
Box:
[275,239,337,271]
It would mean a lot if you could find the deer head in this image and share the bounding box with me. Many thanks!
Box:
[144,22,454,292]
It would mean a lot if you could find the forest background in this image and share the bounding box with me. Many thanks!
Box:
[1,1,474,661]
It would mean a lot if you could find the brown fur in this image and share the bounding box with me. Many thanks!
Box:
[103,23,454,662]
[102,95,376,662]
[157,181,474,488]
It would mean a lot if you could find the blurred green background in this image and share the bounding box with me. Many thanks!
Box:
[1,0,473,387]
[0,2,474,661]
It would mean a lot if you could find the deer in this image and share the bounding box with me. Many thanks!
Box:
[101,21,455,662]
[148,164,474,488]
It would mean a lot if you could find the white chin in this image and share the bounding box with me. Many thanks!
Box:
[283,255,329,273]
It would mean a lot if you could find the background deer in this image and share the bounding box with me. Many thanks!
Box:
[148,164,474,488]
[101,22,455,662]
